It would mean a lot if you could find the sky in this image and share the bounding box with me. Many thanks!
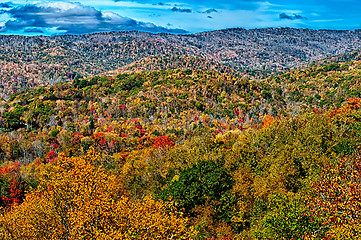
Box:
[0,0,360,35]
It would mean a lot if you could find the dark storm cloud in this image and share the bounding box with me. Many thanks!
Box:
[0,2,14,8]
[0,2,187,34]
[202,8,218,14]
[279,13,307,20]
[171,7,192,13]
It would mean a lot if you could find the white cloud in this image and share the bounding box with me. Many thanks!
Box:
[0,1,187,34]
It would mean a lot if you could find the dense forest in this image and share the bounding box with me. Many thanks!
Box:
[0,55,361,239]
[106,55,238,76]
[3,28,361,97]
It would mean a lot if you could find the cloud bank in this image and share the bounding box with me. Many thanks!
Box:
[0,1,187,35]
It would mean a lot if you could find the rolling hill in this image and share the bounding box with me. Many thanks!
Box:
[1,59,361,238]
[2,28,361,239]
[2,28,361,97]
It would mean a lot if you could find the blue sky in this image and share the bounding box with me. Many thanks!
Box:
[0,0,360,35]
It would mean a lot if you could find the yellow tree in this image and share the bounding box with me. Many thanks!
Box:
[0,148,196,240]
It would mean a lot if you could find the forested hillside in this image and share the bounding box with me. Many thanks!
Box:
[106,55,238,76]
[1,58,361,238]
[2,28,361,97]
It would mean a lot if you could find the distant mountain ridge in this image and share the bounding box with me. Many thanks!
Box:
[2,28,361,96]
[106,55,238,76]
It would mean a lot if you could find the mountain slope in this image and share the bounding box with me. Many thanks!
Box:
[1,61,361,238]
[2,28,361,97]
[106,55,238,76]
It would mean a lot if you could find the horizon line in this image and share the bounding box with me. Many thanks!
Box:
[1,27,361,38]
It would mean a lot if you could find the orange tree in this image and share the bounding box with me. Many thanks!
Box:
[0,148,196,240]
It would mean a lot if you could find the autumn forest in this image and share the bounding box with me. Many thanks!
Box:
[1,29,361,239]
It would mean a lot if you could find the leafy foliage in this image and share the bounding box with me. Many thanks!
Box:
[2,57,361,238]
[308,152,361,239]
[0,148,196,239]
